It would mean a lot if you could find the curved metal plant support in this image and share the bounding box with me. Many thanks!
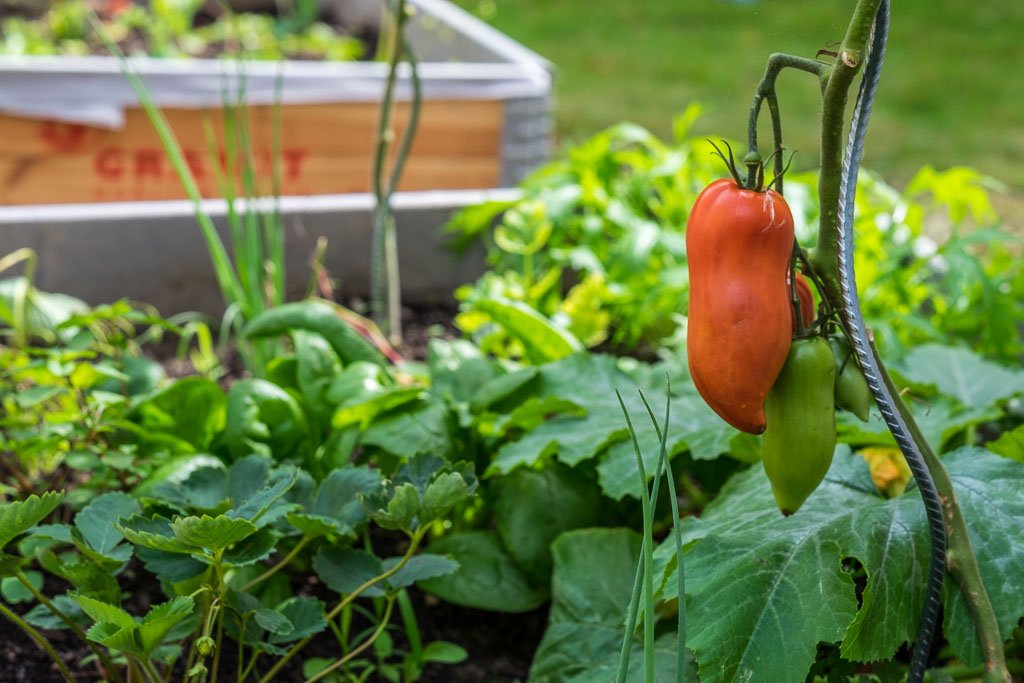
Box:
[746,1,1010,680]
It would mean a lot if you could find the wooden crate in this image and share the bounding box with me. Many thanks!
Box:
[0,99,503,205]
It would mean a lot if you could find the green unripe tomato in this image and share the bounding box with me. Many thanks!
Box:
[762,336,837,515]
[829,336,872,422]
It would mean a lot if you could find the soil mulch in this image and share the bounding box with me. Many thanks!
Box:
[0,572,547,682]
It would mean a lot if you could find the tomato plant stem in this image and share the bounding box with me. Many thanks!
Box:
[808,0,1009,678]
[810,0,881,298]
[745,53,828,191]
[876,349,1010,682]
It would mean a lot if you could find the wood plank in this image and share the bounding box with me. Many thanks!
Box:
[0,99,504,205]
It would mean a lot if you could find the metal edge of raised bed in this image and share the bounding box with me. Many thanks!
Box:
[0,189,521,316]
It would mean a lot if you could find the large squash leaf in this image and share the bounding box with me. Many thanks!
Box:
[656,447,1024,682]
[486,354,735,499]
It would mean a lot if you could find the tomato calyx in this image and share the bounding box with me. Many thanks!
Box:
[706,139,793,192]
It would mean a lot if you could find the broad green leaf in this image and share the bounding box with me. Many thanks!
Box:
[133,454,223,499]
[361,398,455,460]
[988,424,1024,462]
[70,592,136,629]
[224,379,312,462]
[253,608,294,637]
[392,453,448,494]
[1,570,42,604]
[285,513,353,541]
[311,466,383,530]
[313,547,386,598]
[469,367,539,412]
[268,597,327,644]
[243,301,386,367]
[900,343,1024,408]
[487,354,733,499]
[472,296,583,364]
[529,529,690,683]
[428,339,502,405]
[384,554,459,589]
[837,395,999,452]
[228,459,298,525]
[656,447,1024,681]
[419,472,469,524]
[38,550,121,603]
[24,594,86,630]
[87,621,144,656]
[149,463,228,512]
[223,528,277,566]
[170,515,258,552]
[130,377,226,451]
[367,483,420,531]
[328,362,421,430]
[294,330,343,425]
[0,491,63,548]
[494,465,601,583]
[74,492,139,558]
[420,531,547,612]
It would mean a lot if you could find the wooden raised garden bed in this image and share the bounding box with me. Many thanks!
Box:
[0,0,550,312]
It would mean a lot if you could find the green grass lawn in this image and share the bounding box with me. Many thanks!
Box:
[458,0,1024,192]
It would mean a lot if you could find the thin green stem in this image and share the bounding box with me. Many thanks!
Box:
[16,572,123,683]
[809,0,883,300]
[210,605,226,683]
[140,656,163,683]
[303,596,397,683]
[0,601,74,682]
[800,0,1008,677]
[745,53,829,190]
[396,589,423,674]
[257,529,426,683]
[240,536,310,592]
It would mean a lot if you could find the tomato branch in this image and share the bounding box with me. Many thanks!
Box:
[877,354,1010,682]
[810,0,881,298]
[745,53,830,192]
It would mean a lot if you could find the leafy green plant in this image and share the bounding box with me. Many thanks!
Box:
[0,451,475,682]
[1,0,363,61]
[449,108,716,356]
[0,275,197,504]
[447,112,1021,363]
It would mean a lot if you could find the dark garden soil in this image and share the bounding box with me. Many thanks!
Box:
[0,558,547,683]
